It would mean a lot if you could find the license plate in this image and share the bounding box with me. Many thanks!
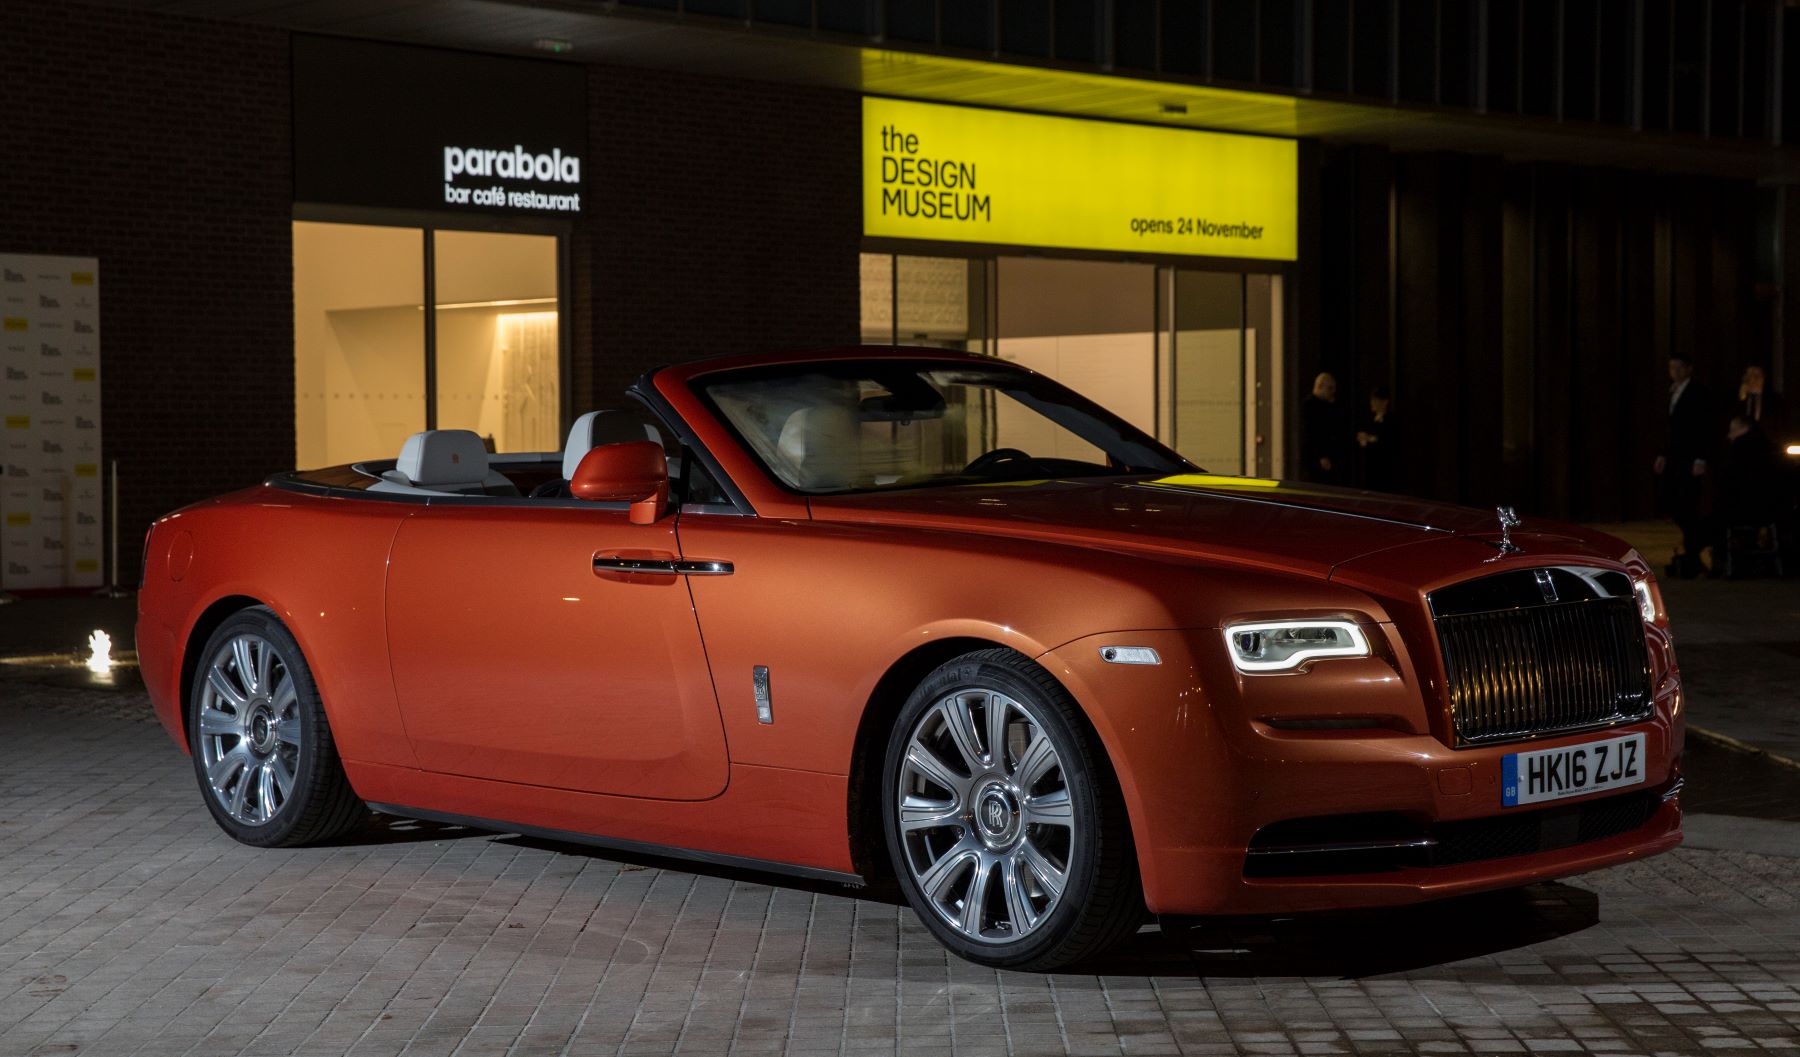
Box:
[1502,732,1647,807]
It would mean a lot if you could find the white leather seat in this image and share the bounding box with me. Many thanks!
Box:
[370,429,519,496]
[775,405,860,491]
[562,411,664,479]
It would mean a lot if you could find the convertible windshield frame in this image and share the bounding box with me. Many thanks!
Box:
[687,358,1195,498]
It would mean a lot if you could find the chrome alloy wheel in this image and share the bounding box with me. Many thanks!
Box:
[196,633,300,827]
[896,688,1075,943]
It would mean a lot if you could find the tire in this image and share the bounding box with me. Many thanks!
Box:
[881,648,1143,970]
[188,607,367,847]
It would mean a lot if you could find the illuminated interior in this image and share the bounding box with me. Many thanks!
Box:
[293,222,560,469]
[861,252,1278,476]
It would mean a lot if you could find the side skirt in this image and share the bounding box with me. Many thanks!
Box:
[366,801,867,887]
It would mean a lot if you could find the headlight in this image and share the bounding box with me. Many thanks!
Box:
[1632,579,1658,623]
[1224,620,1370,672]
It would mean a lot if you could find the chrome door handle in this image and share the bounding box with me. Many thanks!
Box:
[593,555,678,574]
[593,555,732,576]
[673,559,733,576]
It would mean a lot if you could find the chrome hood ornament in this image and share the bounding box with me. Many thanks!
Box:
[1495,506,1522,555]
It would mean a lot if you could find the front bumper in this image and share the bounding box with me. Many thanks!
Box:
[1038,629,1685,916]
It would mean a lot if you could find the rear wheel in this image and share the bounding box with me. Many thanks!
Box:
[882,649,1143,970]
[188,607,366,847]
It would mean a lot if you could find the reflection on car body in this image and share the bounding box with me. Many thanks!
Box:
[136,346,1684,970]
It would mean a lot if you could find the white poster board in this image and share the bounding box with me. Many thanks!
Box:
[1,254,103,590]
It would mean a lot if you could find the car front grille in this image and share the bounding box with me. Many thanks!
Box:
[1428,567,1654,745]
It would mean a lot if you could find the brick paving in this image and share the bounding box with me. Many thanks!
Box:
[1,678,1798,1056]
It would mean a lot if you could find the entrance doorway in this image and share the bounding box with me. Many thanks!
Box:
[860,253,1283,477]
[293,220,564,469]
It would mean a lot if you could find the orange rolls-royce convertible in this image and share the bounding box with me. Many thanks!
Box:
[137,347,1683,970]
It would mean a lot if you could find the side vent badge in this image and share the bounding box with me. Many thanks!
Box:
[1100,646,1161,665]
[753,665,773,724]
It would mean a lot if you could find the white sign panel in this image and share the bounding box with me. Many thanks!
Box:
[1,254,103,590]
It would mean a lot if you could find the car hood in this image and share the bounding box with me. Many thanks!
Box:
[805,474,1613,581]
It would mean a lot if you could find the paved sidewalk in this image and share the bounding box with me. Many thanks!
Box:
[0,672,1796,1055]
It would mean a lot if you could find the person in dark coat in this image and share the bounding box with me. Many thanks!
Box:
[1737,365,1789,447]
[1300,372,1350,485]
[1654,353,1717,578]
[1356,385,1397,492]
[1709,415,1785,573]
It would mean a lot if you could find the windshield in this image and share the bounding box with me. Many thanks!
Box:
[696,360,1192,495]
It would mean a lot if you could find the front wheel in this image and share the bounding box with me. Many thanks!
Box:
[881,649,1143,970]
[188,607,367,847]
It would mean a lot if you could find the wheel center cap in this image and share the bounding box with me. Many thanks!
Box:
[972,781,1021,848]
[247,704,276,755]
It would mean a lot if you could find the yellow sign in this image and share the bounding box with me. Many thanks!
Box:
[4,512,29,527]
[2,318,25,332]
[72,367,97,382]
[3,415,27,429]
[74,464,99,477]
[71,271,95,286]
[863,97,1297,260]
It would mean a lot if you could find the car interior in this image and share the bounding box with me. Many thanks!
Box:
[356,409,685,502]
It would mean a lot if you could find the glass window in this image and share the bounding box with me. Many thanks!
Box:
[698,362,1187,495]
[943,2,995,50]
[1213,1,1257,82]
[862,253,991,354]
[294,221,563,470]
[1352,0,1395,99]
[293,222,425,469]
[1054,0,1101,63]
[860,252,895,344]
[1162,1,1209,76]
[753,0,812,27]
[1000,0,1051,57]
[432,230,561,456]
[887,0,936,43]
[1113,0,1158,70]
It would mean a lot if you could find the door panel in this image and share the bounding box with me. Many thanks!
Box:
[385,504,728,800]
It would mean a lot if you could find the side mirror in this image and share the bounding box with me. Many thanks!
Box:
[570,441,669,525]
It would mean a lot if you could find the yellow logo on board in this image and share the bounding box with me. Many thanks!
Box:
[74,464,98,477]
[70,272,95,286]
[3,415,28,429]
[2,318,25,332]
[863,97,1298,261]
[72,368,96,382]
[74,558,99,573]
[4,512,29,527]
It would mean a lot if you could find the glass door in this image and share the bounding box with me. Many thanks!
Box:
[431,230,561,454]
[1160,269,1283,478]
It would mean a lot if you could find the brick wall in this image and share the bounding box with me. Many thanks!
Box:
[0,4,863,587]
[1,0,292,587]
[578,64,863,407]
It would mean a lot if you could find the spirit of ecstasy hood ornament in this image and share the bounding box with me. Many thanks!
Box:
[1494,506,1522,555]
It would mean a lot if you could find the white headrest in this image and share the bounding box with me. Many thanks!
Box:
[397,429,491,488]
[563,411,664,479]
[775,406,859,490]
